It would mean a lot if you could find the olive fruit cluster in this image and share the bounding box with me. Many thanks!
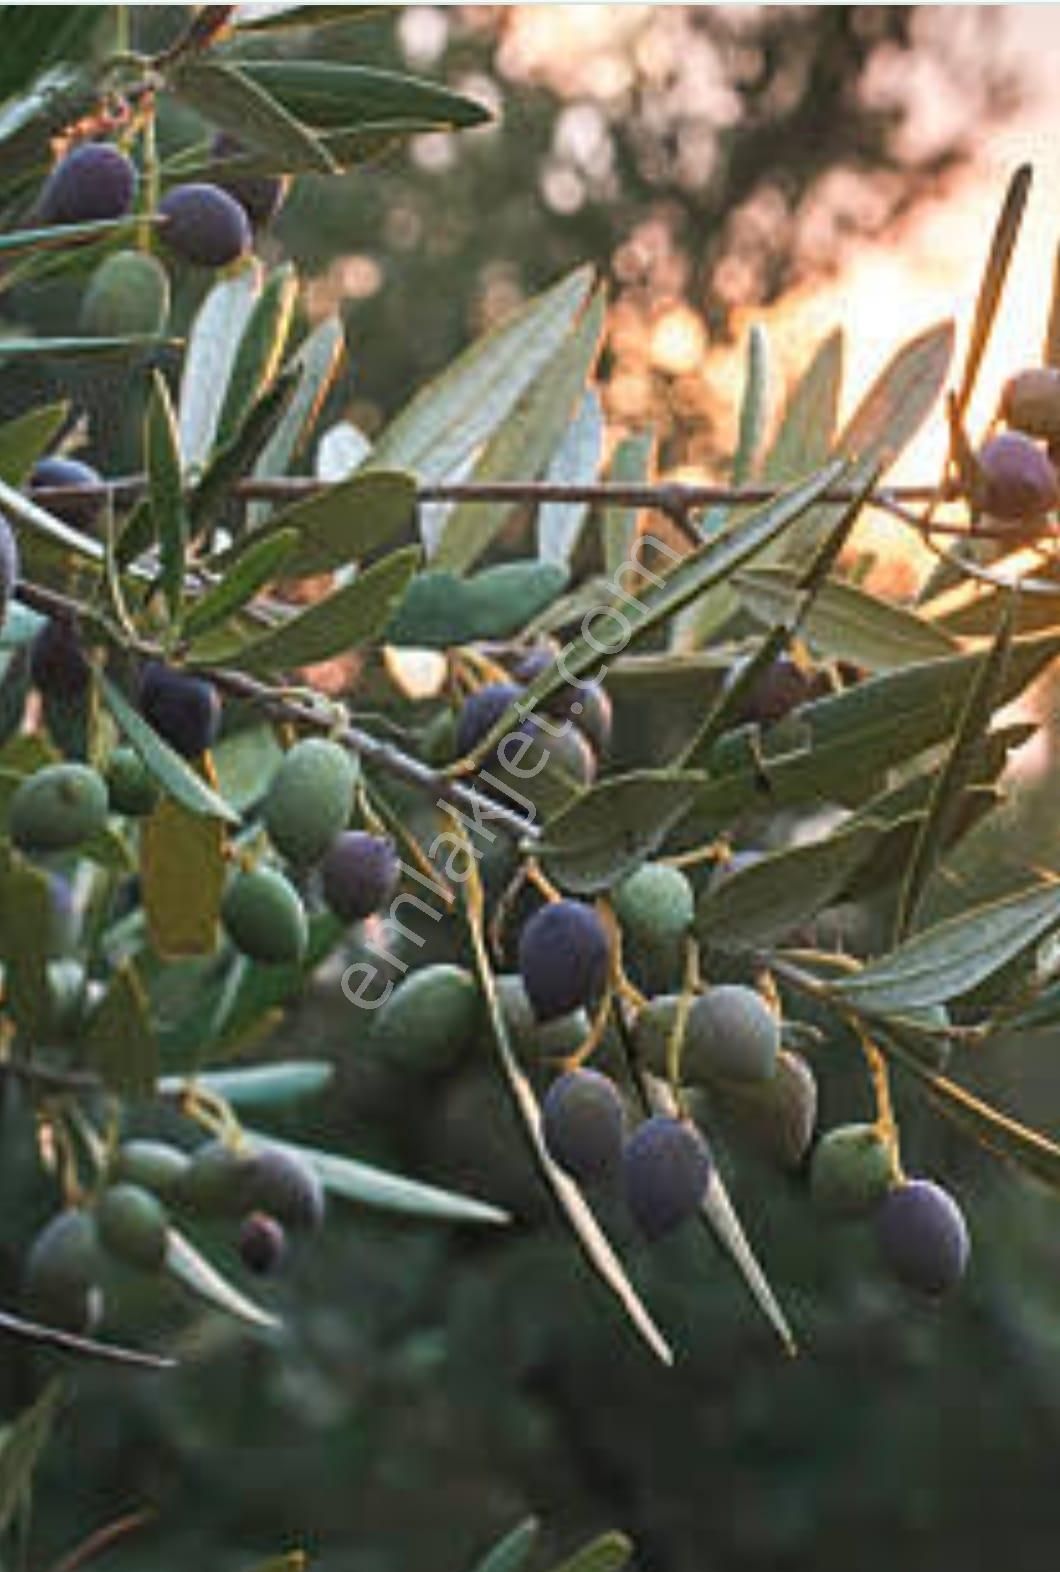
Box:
[21,1137,326,1330]
[29,129,292,355]
[221,737,399,967]
[454,647,612,790]
[808,1125,970,1296]
[539,1066,713,1240]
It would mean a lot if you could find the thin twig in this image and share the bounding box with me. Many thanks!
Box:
[46,1510,156,1572]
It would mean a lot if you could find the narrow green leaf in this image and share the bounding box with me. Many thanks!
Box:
[0,334,176,359]
[213,264,299,453]
[735,566,960,669]
[0,1308,173,1369]
[895,599,1014,937]
[956,165,1031,419]
[874,1026,1060,1194]
[537,771,706,893]
[763,328,844,483]
[159,1061,334,1109]
[178,262,262,472]
[0,215,150,259]
[0,1381,62,1536]
[223,469,416,580]
[140,795,227,956]
[234,3,378,32]
[385,562,568,648]
[479,461,849,767]
[146,370,187,624]
[0,401,67,484]
[224,546,420,671]
[544,1534,633,1572]
[371,267,595,481]
[188,368,300,535]
[777,322,953,564]
[83,959,158,1098]
[239,59,491,132]
[696,822,884,950]
[537,390,603,567]
[249,315,345,529]
[733,323,769,486]
[242,1130,510,1225]
[165,1227,280,1330]
[168,58,339,174]
[101,677,241,825]
[185,530,298,639]
[687,629,1060,833]
[469,1519,540,1572]
[646,1075,796,1354]
[463,863,674,1366]
[833,880,1060,1014]
[432,287,606,573]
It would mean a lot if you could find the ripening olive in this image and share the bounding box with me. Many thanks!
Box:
[682,985,780,1085]
[105,746,160,817]
[875,1178,970,1297]
[810,1123,895,1220]
[39,142,137,225]
[541,1068,627,1186]
[221,866,308,965]
[518,899,610,1022]
[158,182,251,268]
[81,248,170,337]
[97,1183,168,1272]
[263,737,357,868]
[623,1114,713,1240]
[9,762,108,853]
[238,1211,287,1275]
[139,661,221,759]
[370,963,481,1073]
[977,431,1059,523]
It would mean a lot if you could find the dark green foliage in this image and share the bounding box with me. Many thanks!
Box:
[105,744,160,816]
[211,132,291,228]
[38,141,136,224]
[96,1182,168,1272]
[80,248,170,337]
[139,661,221,759]
[246,1145,325,1231]
[112,1139,190,1201]
[321,830,399,923]
[29,616,89,697]
[540,1068,626,1186]
[810,1123,895,1219]
[221,865,309,965]
[683,985,780,1085]
[8,761,108,851]
[518,900,610,1022]
[623,1115,712,1240]
[263,736,356,868]
[22,1209,102,1333]
[158,181,252,268]
[977,431,1059,521]
[0,510,18,624]
[30,456,105,530]
[875,1178,970,1296]
[238,1210,287,1274]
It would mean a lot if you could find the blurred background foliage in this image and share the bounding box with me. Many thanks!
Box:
[2,7,1060,1572]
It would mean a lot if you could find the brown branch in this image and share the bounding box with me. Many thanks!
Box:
[46,1510,156,1572]
[14,579,541,844]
